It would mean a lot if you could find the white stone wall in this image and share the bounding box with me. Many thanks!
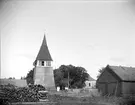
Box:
[85,80,96,88]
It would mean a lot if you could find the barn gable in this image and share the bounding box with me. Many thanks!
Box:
[97,67,119,83]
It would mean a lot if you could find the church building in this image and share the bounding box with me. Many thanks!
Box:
[33,35,55,90]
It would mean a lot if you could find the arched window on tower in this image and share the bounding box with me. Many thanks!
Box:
[41,61,44,66]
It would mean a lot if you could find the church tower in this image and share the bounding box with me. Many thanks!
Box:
[33,35,55,90]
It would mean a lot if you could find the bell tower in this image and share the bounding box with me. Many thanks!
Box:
[33,35,55,90]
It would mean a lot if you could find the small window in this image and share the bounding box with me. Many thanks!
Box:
[89,83,91,87]
[46,61,51,66]
[41,61,44,66]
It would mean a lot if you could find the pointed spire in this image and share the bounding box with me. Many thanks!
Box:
[35,34,53,61]
[42,34,47,46]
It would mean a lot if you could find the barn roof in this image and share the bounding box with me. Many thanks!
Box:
[108,65,135,81]
[36,35,53,61]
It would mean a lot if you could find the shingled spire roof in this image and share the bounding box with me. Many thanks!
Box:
[36,35,53,61]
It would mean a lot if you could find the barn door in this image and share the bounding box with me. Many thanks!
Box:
[105,83,108,95]
[99,83,107,95]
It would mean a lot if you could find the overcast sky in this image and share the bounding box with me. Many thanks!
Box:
[1,0,135,79]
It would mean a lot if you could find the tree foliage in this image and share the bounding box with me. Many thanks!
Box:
[54,65,89,89]
[8,77,15,79]
[97,67,105,79]
[26,68,34,85]
[26,65,90,89]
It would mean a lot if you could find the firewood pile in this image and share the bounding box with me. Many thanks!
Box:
[0,84,46,104]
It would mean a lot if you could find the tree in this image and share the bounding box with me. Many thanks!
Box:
[21,76,26,80]
[54,68,64,87]
[26,68,34,85]
[8,77,15,79]
[54,65,89,89]
[97,67,105,79]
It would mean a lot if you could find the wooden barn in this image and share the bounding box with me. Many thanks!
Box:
[96,65,135,97]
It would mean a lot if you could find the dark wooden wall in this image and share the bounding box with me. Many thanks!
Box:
[97,69,121,96]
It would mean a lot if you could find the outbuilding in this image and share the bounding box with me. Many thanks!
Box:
[96,65,135,97]
[85,76,96,89]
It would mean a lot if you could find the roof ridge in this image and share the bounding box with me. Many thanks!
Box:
[120,66,126,71]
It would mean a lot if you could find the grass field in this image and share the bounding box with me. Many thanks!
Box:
[10,89,135,105]
[11,94,135,105]
[47,90,135,105]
